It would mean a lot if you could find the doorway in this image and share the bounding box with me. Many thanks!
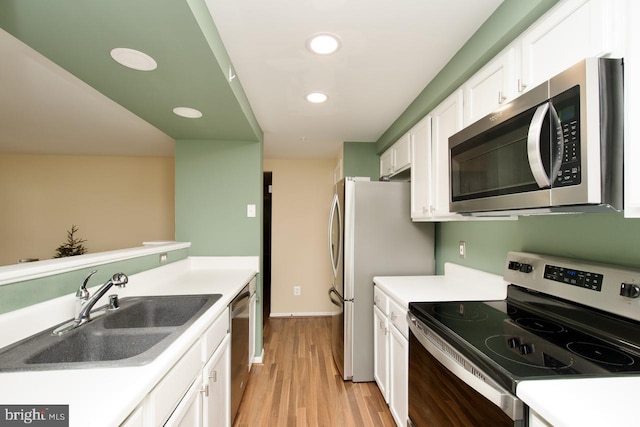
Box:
[263,172,272,330]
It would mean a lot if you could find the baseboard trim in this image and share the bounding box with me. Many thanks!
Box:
[269,311,334,318]
[251,348,264,364]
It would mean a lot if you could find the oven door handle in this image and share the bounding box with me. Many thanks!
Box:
[408,315,523,422]
[527,102,552,188]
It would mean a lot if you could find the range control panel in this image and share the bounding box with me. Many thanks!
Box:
[543,264,603,292]
[503,251,640,323]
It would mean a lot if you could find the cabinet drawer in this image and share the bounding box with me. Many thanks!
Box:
[373,287,389,315]
[147,341,202,425]
[202,307,229,363]
[389,299,408,339]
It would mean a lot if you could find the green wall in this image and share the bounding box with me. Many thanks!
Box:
[174,138,263,356]
[175,140,262,256]
[436,214,640,275]
[0,248,188,314]
[343,141,379,180]
[376,0,559,152]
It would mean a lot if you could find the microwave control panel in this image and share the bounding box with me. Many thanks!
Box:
[553,88,582,187]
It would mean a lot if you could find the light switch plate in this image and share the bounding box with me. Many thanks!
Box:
[247,204,256,218]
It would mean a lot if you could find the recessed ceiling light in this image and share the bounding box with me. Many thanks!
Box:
[110,48,158,71]
[307,33,341,55]
[173,107,203,118]
[306,92,328,103]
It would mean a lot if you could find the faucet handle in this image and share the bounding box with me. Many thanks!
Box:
[76,270,98,300]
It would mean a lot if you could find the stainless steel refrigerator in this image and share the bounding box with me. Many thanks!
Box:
[328,177,435,382]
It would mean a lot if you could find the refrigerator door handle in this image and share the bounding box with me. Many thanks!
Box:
[328,286,343,307]
[328,192,342,279]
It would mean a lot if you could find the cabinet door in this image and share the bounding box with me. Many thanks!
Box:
[203,335,231,427]
[373,306,389,403]
[410,116,432,220]
[393,133,411,173]
[430,90,464,218]
[520,0,612,91]
[463,48,516,126]
[389,325,408,427]
[164,378,202,427]
[380,149,394,178]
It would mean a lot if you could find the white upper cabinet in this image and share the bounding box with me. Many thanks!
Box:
[409,91,460,222]
[410,116,432,220]
[463,48,517,126]
[520,0,613,92]
[430,90,464,219]
[380,133,411,179]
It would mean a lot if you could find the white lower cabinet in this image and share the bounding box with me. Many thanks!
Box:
[164,377,202,427]
[125,305,232,427]
[373,306,389,403]
[202,335,231,427]
[373,286,408,427]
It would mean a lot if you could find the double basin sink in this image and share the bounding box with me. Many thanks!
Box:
[0,294,222,371]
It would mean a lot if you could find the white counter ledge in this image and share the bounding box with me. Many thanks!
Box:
[0,256,258,427]
[517,377,640,427]
[374,262,508,307]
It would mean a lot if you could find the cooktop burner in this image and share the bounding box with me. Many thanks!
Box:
[566,342,636,367]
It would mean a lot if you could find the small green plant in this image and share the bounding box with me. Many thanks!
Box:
[53,225,87,258]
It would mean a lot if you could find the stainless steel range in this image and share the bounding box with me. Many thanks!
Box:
[407,251,640,426]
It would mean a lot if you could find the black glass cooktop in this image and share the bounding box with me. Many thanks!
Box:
[409,287,640,392]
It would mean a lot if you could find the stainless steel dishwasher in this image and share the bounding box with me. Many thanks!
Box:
[230,284,250,423]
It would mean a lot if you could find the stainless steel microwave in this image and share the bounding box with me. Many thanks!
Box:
[449,57,623,216]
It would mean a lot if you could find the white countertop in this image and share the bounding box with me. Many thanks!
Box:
[373,262,508,307]
[0,257,257,427]
[517,377,640,426]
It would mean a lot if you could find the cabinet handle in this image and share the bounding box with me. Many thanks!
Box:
[518,79,527,93]
[498,91,507,104]
[380,320,385,329]
[209,371,217,382]
[201,385,209,397]
[390,312,398,321]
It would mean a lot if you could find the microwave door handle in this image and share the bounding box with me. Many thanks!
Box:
[527,102,552,188]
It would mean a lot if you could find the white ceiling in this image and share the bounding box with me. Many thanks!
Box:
[206,0,503,158]
[0,0,504,159]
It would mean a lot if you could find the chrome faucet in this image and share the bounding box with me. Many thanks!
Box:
[53,272,129,336]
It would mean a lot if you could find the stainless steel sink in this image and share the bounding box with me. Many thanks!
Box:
[0,294,222,371]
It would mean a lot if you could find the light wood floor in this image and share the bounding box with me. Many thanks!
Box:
[233,316,396,427]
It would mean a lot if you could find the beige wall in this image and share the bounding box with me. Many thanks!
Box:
[0,153,175,266]
[264,158,336,316]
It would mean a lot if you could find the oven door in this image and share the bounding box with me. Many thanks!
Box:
[408,315,525,427]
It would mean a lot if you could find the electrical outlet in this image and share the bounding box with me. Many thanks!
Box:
[159,253,168,263]
[459,241,466,259]
[293,285,301,296]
